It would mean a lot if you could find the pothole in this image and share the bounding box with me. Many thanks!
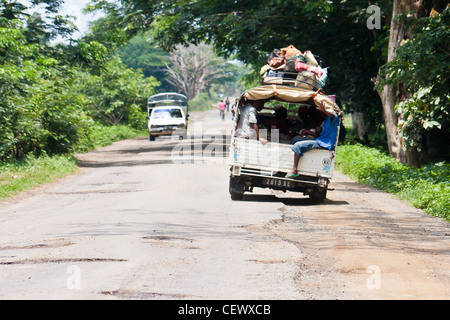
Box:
[0,258,127,265]
[100,288,192,299]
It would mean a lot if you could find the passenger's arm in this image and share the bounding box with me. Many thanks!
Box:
[252,123,267,144]
[317,101,336,118]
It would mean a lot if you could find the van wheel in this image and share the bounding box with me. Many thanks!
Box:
[149,134,155,141]
[309,188,327,203]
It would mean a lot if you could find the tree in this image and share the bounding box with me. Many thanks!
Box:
[376,0,449,165]
[116,35,173,91]
[164,43,227,100]
[76,56,159,127]
[0,18,92,160]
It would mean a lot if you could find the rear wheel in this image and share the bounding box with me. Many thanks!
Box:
[231,192,244,200]
[309,188,327,203]
[229,176,245,201]
[149,134,155,141]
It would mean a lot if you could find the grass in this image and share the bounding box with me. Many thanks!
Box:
[0,124,146,200]
[335,144,450,221]
[0,154,78,200]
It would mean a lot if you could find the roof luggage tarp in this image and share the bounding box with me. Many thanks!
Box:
[148,92,188,106]
[240,85,342,116]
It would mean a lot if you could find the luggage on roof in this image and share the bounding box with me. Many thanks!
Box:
[261,45,328,91]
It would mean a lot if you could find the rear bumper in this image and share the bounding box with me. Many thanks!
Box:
[230,165,329,187]
[229,173,329,195]
[149,126,186,136]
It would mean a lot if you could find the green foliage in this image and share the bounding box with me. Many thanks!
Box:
[336,144,450,220]
[74,123,146,153]
[115,34,171,89]
[0,1,160,163]
[377,8,450,155]
[74,56,159,127]
[0,19,92,160]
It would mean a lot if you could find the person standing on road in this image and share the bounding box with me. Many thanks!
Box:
[287,101,338,178]
[225,97,230,112]
[236,100,267,144]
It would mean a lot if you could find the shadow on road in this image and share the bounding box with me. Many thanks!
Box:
[239,193,349,206]
[76,135,231,168]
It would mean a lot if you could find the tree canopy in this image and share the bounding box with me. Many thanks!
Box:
[89,0,390,132]
[0,0,159,161]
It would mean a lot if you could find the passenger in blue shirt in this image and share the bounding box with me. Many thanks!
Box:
[287,101,339,178]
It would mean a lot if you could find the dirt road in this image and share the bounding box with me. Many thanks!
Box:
[0,109,449,300]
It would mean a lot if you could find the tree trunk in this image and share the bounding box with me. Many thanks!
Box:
[351,112,370,145]
[377,0,420,167]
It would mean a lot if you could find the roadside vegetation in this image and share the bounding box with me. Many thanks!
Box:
[336,144,449,221]
[0,125,145,200]
[337,117,449,220]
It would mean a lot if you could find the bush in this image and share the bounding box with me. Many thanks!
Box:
[74,124,146,153]
[336,144,450,220]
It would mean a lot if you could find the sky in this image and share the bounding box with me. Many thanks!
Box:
[25,0,102,41]
[58,0,102,38]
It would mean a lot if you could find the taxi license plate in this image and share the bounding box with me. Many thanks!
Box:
[263,178,295,189]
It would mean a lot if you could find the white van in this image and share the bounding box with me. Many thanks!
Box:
[147,92,189,141]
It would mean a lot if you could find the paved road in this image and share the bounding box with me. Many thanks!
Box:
[0,109,449,300]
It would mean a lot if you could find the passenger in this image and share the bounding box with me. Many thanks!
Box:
[271,105,291,142]
[287,101,339,178]
[236,100,267,144]
[292,106,325,143]
[297,106,308,125]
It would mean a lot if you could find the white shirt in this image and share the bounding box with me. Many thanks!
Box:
[236,103,258,139]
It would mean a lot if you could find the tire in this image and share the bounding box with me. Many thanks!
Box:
[229,176,245,201]
[230,192,244,201]
[309,188,327,203]
[149,134,155,141]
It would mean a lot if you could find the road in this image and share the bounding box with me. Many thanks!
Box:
[0,109,449,300]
